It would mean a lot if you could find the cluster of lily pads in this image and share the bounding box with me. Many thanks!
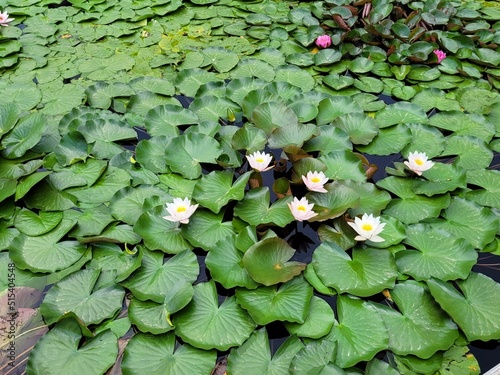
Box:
[1,0,500,374]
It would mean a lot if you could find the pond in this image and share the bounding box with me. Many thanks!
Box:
[1,0,500,374]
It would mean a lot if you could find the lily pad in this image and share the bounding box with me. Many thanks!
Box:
[313,242,398,297]
[174,280,257,351]
[26,319,118,375]
[243,237,306,286]
[235,275,313,326]
[121,332,216,375]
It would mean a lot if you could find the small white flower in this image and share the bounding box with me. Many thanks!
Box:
[288,197,318,222]
[302,171,329,193]
[0,11,14,26]
[347,213,386,242]
[246,151,273,172]
[404,151,434,176]
[163,197,198,224]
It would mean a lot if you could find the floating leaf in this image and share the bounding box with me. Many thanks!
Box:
[227,328,304,375]
[235,275,313,326]
[165,133,223,179]
[331,295,388,368]
[370,281,459,358]
[284,296,335,339]
[313,242,398,297]
[243,237,306,286]
[234,187,294,227]
[182,210,235,249]
[26,319,118,375]
[121,332,216,375]
[193,171,251,214]
[206,236,259,289]
[121,249,198,303]
[175,280,257,351]
[427,273,500,342]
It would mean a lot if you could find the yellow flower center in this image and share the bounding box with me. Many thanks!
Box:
[297,205,307,212]
[311,177,321,183]
[176,206,187,213]
[256,157,264,163]
[414,158,423,166]
[362,223,373,231]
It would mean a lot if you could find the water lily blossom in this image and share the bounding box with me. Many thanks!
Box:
[163,197,198,224]
[315,35,332,49]
[348,213,386,242]
[0,11,14,26]
[288,197,318,222]
[302,171,329,193]
[246,151,273,172]
[433,49,446,63]
[404,151,435,176]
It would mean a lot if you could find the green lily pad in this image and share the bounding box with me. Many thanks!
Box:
[134,205,193,254]
[289,328,338,374]
[465,169,500,209]
[0,102,19,137]
[370,281,459,358]
[26,319,118,375]
[318,150,367,182]
[40,268,124,326]
[165,133,223,179]
[235,275,313,326]
[429,111,495,143]
[14,209,63,236]
[121,332,216,375]
[357,123,412,155]
[284,296,335,339]
[1,112,45,159]
[441,135,493,170]
[331,295,388,368]
[227,328,304,375]
[144,104,197,136]
[182,209,235,249]
[375,102,428,128]
[193,171,251,214]
[313,242,398,297]
[9,213,88,273]
[316,96,363,126]
[377,177,451,224]
[234,187,294,227]
[128,281,193,334]
[305,181,360,222]
[174,280,257,351]
[331,113,378,145]
[110,185,168,226]
[243,237,306,286]
[121,249,198,303]
[89,243,143,283]
[206,235,259,289]
[427,272,500,341]
[397,224,477,281]
[430,197,498,250]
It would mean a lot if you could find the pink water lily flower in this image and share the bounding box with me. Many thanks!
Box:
[246,151,273,172]
[315,35,332,49]
[302,171,329,193]
[433,49,446,63]
[0,11,14,26]
[288,197,318,222]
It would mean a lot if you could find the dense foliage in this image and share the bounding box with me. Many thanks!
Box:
[1,0,500,374]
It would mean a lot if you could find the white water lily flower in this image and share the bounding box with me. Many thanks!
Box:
[163,197,198,224]
[302,171,329,193]
[246,151,273,172]
[347,213,386,242]
[288,197,318,222]
[404,151,434,176]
